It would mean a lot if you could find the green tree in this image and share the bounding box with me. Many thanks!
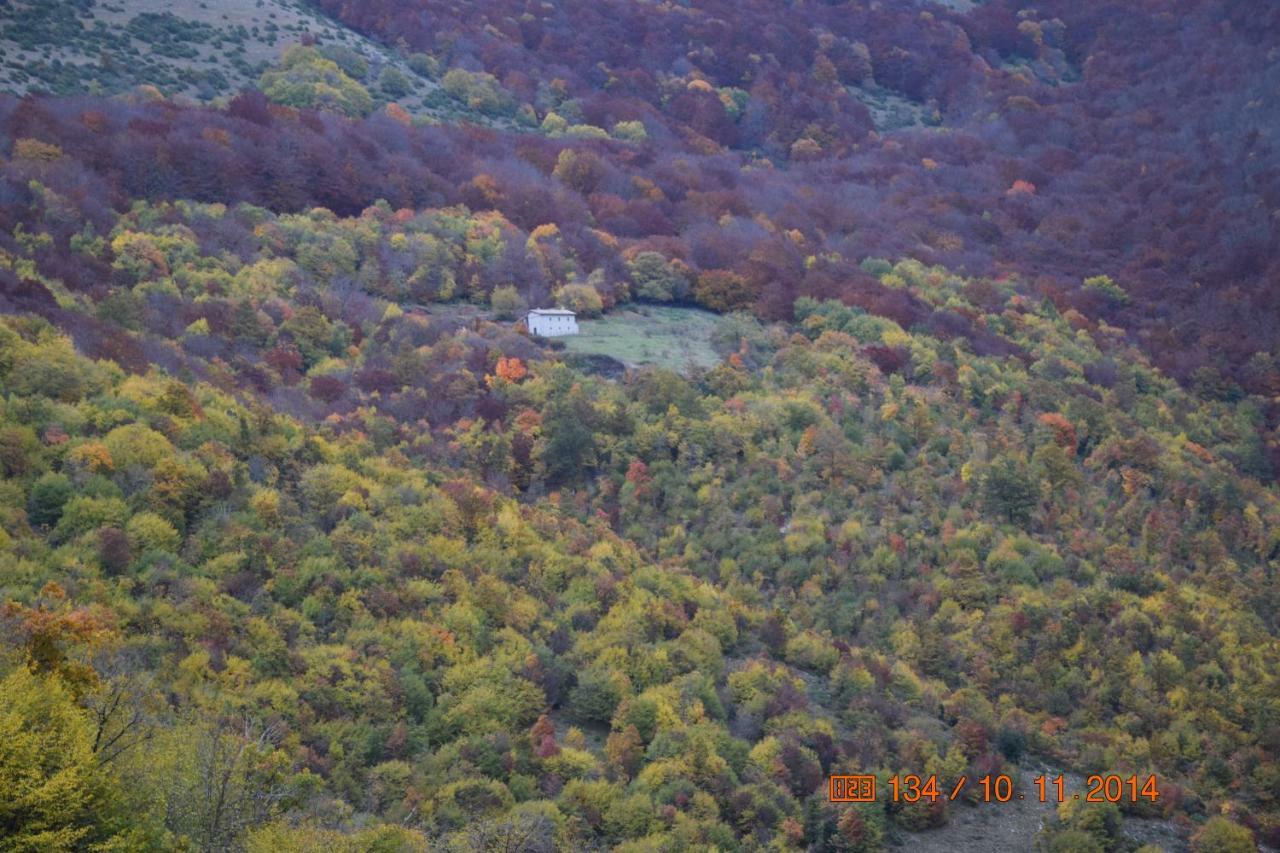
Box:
[103,424,174,470]
[628,252,689,303]
[568,669,623,724]
[981,456,1039,526]
[9,336,102,403]
[280,306,347,369]
[125,512,180,555]
[1033,441,1080,493]
[259,45,373,117]
[0,426,39,477]
[552,149,605,195]
[541,376,599,484]
[27,473,72,528]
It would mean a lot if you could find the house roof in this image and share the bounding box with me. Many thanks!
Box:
[528,308,576,316]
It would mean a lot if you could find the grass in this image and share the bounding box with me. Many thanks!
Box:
[559,305,723,373]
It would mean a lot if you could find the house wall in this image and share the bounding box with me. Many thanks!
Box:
[528,313,579,336]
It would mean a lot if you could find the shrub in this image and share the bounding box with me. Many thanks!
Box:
[378,66,413,98]
[259,45,373,117]
[565,124,609,140]
[555,283,604,317]
[317,45,369,80]
[1190,817,1254,853]
[1082,274,1128,305]
[407,52,438,78]
[441,68,511,115]
[694,269,755,312]
[611,120,648,143]
[490,285,526,320]
[628,252,689,302]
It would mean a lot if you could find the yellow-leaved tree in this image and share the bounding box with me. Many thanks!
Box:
[0,667,130,851]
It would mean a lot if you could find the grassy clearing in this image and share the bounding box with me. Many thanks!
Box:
[559,305,724,373]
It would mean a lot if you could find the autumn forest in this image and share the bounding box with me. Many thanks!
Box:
[0,0,1277,851]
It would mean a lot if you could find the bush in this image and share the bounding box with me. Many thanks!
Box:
[1042,829,1105,853]
[995,727,1027,762]
[259,45,373,117]
[441,68,511,116]
[13,138,64,161]
[611,120,648,143]
[1082,274,1128,305]
[555,283,604,317]
[378,66,413,98]
[1190,817,1254,853]
[540,112,568,136]
[565,124,609,140]
[317,45,369,80]
[694,269,755,312]
[407,52,438,78]
[490,285,526,320]
[627,252,689,302]
[1056,800,1122,851]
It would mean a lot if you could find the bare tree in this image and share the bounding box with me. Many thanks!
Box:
[165,715,295,850]
[460,812,558,853]
[85,652,161,764]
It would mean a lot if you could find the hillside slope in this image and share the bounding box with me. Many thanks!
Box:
[0,191,1277,849]
[0,0,517,125]
[0,0,1278,850]
[3,1,1278,446]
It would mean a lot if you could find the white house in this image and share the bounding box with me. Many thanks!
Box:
[525,308,579,337]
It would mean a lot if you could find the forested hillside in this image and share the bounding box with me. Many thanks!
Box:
[1,0,1278,851]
